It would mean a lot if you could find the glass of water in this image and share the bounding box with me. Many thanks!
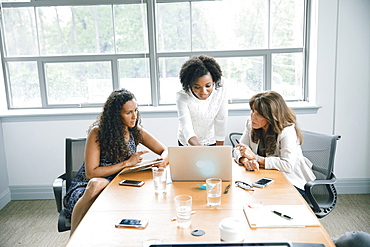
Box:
[152,167,167,194]
[206,178,222,207]
[174,195,192,228]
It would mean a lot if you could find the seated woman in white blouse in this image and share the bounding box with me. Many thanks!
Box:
[176,55,228,146]
[233,91,316,197]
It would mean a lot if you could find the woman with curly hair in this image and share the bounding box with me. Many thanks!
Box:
[63,88,168,235]
[233,91,315,197]
[177,54,228,146]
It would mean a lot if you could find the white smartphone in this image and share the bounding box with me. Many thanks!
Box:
[115,219,148,229]
[252,177,274,188]
[119,179,145,187]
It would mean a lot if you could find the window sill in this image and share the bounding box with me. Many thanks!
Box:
[0,102,321,122]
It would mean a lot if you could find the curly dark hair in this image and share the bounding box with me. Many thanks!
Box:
[179,54,223,93]
[89,88,142,163]
[249,91,303,155]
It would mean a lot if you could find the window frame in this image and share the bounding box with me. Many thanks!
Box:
[0,0,312,110]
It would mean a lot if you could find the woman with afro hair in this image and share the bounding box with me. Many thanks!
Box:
[177,54,228,146]
[63,88,168,235]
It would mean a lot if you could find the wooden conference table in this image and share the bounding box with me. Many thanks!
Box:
[66,162,335,247]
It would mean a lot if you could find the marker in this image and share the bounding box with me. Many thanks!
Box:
[272,210,293,220]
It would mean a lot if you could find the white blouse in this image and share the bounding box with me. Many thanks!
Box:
[176,85,228,146]
[234,117,316,190]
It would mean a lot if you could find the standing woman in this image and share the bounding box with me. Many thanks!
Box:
[63,88,168,235]
[176,55,228,146]
[233,91,316,197]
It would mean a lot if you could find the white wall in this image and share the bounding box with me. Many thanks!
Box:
[334,0,370,179]
[0,119,10,209]
[0,0,369,208]
[0,42,10,209]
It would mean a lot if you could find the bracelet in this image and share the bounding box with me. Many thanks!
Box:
[255,155,259,162]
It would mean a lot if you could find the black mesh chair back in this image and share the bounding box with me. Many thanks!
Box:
[229,132,243,147]
[301,130,341,218]
[53,137,86,232]
[66,138,87,190]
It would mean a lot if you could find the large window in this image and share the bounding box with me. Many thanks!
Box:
[0,0,308,109]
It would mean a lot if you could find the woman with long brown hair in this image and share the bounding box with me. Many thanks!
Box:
[234,91,315,197]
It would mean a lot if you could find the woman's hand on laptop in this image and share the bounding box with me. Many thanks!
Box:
[156,149,169,167]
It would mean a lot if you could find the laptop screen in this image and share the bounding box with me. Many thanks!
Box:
[149,243,325,247]
[149,243,291,247]
[168,146,233,181]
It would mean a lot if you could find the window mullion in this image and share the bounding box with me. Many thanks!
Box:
[147,0,159,107]
[37,60,48,107]
[112,59,119,89]
[111,5,119,91]
[265,52,272,91]
[267,0,271,48]
[303,0,310,102]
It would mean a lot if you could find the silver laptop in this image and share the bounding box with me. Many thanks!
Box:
[149,242,325,247]
[168,146,233,181]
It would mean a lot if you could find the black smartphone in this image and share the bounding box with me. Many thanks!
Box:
[119,179,145,187]
[115,218,148,229]
[252,177,274,188]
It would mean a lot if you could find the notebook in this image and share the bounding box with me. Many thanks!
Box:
[243,204,320,228]
[168,146,233,181]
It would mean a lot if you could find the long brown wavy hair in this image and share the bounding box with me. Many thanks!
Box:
[249,91,303,155]
[89,89,142,163]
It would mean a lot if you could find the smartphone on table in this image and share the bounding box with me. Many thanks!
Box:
[115,219,148,229]
[252,177,274,188]
[119,179,145,187]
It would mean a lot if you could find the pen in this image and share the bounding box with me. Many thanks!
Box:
[224,184,231,194]
[272,210,293,220]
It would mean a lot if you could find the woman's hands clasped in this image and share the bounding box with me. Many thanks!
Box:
[235,144,259,171]
[235,144,255,159]
[239,158,259,171]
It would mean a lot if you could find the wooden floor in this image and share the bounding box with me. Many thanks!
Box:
[0,194,369,247]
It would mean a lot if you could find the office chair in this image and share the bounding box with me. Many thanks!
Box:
[53,137,86,232]
[301,130,341,218]
[229,132,243,147]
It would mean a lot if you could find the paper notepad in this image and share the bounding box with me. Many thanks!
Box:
[243,204,320,228]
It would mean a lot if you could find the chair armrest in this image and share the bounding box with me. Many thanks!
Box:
[53,174,66,213]
[305,174,337,188]
[304,173,337,212]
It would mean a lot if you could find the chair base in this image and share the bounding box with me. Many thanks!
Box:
[58,209,71,232]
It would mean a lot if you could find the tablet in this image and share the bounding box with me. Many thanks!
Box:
[119,159,162,175]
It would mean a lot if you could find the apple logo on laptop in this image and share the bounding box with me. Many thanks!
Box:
[196,160,216,176]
